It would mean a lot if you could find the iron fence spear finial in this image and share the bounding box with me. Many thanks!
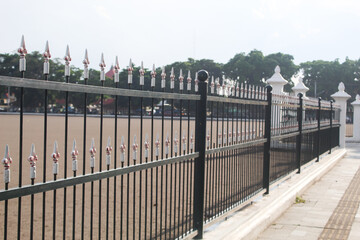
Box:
[106,137,112,166]
[64,45,71,77]
[90,138,96,168]
[132,135,138,161]
[52,141,60,175]
[2,145,12,183]
[155,134,160,157]
[182,132,187,152]
[151,64,156,88]
[119,136,126,163]
[18,35,27,72]
[210,76,215,94]
[99,53,106,81]
[43,41,51,75]
[165,133,170,155]
[28,144,37,179]
[190,131,194,151]
[83,49,90,79]
[236,82,239,97]
[206,130,210,149]
[139,61,145,86]
[144,134,150,158]
[195,72,199,92]
[187,70,192,91]
[114,56,120,83]
[128,59,133,84]
[161,66,166,89]
[170,67,175,90]
[179,69,184,91]
[71,139,79,172]
[174,131,179,154]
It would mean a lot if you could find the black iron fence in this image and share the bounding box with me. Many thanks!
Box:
[0,41,341,240]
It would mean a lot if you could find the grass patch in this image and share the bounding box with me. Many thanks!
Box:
[295,196,305,204]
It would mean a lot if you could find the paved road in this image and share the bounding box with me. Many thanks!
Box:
[257,143,360,240]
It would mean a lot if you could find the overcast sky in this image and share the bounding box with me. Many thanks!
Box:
[1,0,360,71]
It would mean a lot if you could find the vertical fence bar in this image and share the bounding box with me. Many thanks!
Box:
[98,53,106,240]
[329,101,333,154]
[316,98,321,162]
[193,70,208,239]
[296,93,303,173]
[113,57,119,240]
[42,41,50,240]
[63,45,71,240]
[17,35,26,240]
[263,85,272,194]
[81,49,89,240]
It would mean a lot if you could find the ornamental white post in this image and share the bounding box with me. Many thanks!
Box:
[351,94,360,141]
[179,69,184,91]
[292,77,309,98]
[2,145,12,184]
[161,67,166,89]
[331,82,351,148]
[170,67,175,90]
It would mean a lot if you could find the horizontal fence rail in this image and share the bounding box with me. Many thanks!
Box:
[0,40,341,239]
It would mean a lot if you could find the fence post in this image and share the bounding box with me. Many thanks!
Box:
[263,85,272,194]
[329,100,333,154]
[296,93,303,173]
[193,70,208,239]
[316,97,321,162]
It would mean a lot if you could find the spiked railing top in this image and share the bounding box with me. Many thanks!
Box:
[119,136,126,153]
[179,69,184,82]
[170,67,175,80]
[64,45,71,62]
[132,135,138,152]
[161,66,166,79]
[155,134,160,148]
[18,35,27,56]
[106,137,112,155]
[114,56,120,72]
[52,141,60,163]
[2,145,12,170]
[99,53,106,81]
[90,138,97,157]
[83,49,90,66]
[139,61,145,76]
[28,144,37,167]
[71,139,79,159]
[144,134,150,150]
[43,41,51,60]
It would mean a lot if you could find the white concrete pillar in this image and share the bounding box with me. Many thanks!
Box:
[351,94,360,140]
[331,82,351,148]
[266,66,288,132]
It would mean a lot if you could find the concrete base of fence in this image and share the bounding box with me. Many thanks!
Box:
[202,147,347,240]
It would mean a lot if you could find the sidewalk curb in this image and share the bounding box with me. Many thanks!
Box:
[203,148,347,240]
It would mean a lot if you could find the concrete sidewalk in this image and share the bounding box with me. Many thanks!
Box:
[257,143,360,240]
[203,145,352,239]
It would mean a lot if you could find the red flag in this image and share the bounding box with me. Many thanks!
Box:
[105,65,115,79]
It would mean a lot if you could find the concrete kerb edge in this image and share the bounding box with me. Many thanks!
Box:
[203,148,347,240]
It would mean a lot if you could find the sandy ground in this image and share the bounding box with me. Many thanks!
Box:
[0,114,264,239]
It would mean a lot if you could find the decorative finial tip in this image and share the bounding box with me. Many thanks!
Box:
[275,65,280,73]
[338,82,345,92]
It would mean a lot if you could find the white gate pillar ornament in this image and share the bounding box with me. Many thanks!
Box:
[266,65,288,95]
[331,82,351,148]
[351,94,360,141]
